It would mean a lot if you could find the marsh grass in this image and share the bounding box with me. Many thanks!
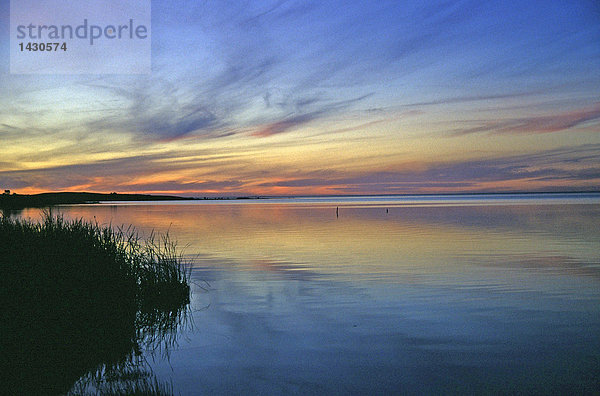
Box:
[0,213,191,395]
[0,213,190,312]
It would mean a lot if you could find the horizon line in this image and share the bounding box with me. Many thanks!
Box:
[4,189,600,199]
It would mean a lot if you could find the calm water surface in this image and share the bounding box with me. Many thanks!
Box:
[16,194,600,394]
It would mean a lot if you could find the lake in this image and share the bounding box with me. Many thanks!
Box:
[11,194,600,394]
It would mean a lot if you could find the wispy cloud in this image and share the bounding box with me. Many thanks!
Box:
[2,140,599,195]
[403,91,539,107]
[450,103,600,136]
[251,113,317,137]
[0,152,224,192]
[257,144,600,194]
[251,94,373,137]
[79,81,221,141]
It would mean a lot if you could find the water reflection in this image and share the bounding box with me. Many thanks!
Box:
[19,202,599,282]
[1,287,189,395]
[10,198,600,394]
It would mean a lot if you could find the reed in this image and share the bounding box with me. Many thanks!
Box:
[0,212,191,395]
[0,213,190,310]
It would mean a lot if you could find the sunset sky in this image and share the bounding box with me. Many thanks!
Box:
[1,0,599,196]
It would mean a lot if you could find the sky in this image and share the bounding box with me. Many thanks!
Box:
[1,0,599,196]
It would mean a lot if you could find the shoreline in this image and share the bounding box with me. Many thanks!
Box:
[2,190,598,211]
[0,192,194,210]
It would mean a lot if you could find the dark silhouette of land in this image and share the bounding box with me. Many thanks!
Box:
[0,191,194,209]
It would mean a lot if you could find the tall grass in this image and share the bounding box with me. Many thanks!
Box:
[0,213,191,395]
[0,213,190,310]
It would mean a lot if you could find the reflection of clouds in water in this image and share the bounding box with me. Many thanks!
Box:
[474,254,600,282]
[9,201,600,393]
[18,201,600,282]
[167,253,600,394]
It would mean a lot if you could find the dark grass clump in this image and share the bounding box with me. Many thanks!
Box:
[0,213,190,315]
[0,213,191,395]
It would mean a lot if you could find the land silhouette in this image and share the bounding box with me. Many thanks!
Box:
[0,191,194,210]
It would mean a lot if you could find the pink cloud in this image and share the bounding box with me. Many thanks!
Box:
[452,103,600,136]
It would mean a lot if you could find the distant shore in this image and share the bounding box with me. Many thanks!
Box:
[2,190,597,210]
[0,192,196,210]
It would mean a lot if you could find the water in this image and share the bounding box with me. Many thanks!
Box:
[12,194,600,394]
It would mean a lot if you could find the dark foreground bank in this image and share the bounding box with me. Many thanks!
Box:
[0,214,191,395]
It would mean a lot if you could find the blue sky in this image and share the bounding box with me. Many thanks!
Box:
[1,0,599,195]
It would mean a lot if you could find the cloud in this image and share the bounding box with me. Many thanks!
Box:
[507,104,600,134]
[2,142,599,195]
[106,180,245,193]
[256,144,600,193]
[403,91,539,107]
[450,103,600,136]
[81,52,374,141]
[251,113,317,137]
[0,152,215,191]
[241,0,293,24]
[251,94,373,137]
[80,81,222,141]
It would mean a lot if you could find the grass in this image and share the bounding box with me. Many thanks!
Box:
[0,212,191,395]
[0,212,190,311]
